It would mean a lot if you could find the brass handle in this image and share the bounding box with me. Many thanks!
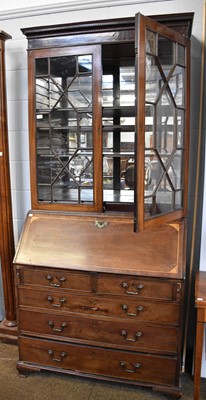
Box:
[48,321,67,332]
[47,296,66,308]
[121,330,143,342]
[121,282,144,295]
[120,361,141,373]
[46,275,66,287]
[122,304,144,317]
[48,349,67,362]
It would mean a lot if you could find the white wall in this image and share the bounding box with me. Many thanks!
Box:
[0,0,204,369]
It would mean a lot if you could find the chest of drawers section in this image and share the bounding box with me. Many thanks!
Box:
[15,265,183,396]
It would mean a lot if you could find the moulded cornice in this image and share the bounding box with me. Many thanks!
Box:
[0,31,12,40]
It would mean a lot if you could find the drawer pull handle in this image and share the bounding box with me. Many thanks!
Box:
[48,321,67,332]
[120,361,141,373]
[46,275,66,287]
[121,282,144,295]
[47,296,66,308]
[48,350,67,362]
[122,304,143,317]
[121,330,143,342]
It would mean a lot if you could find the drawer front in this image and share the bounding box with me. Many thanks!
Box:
[19,309,178,354]
[19,336,177,386]
[18,288,180,324]
[97,275,181,301]
[17,267,92,292]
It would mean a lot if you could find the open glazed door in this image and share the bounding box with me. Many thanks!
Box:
[135,13,190,231]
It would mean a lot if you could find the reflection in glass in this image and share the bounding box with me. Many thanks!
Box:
[145,105,155,148]
[158,35,175,70]
[177,109,185,148]
[168,150,183,190]
[168,66,185,106]
[146,56,162,103]
[175,190,182,209]
[146,29,156,55]
[120,66,135,106]
[36,58,48,75]
[156,96,175,161]
[102,75,113,107]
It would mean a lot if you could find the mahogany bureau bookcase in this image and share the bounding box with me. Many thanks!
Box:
[14,12,193,398]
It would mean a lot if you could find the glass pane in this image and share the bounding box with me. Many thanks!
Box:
[146,30,156,55]
[156,95,175,163]
[175,190,182,209]
[102,75,113,107]
[36,78,50,110]
[145,151,164,194]
[146,55,162,103]
[167,150,183,190]
[78,55,92,72]
[35,53,94,205]
[168,65,185,107]
[156,180,173,213]
[67,75,92,109]
[158,34,175,74]
[36,58,48,75]
[145,104,155,148]
[178,44,185,66]
[177,109,185,148]
[120,66,135,106]
[50,56,76,76]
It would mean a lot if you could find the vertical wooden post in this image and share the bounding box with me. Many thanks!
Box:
[0,31,16,327]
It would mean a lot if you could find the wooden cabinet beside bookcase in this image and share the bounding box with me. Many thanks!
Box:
[14,12,193,398]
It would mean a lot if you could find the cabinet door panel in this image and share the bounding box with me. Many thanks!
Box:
[29,45,102,212]
[135,13,190,230]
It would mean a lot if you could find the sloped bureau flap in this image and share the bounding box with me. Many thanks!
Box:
[14,211,185,279]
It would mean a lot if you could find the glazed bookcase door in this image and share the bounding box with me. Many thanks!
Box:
[135,13,190,231]
[28,45,102,212]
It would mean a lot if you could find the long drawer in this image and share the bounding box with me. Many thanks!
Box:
[18,336,178,386]
[18,287,180,324]
[18,309,178,354]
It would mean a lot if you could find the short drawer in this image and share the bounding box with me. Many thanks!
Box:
[16,266,92,293]
[18,288,180,324]
[18,336,177,386]
[19,309,178,354]
[97,275,182,301]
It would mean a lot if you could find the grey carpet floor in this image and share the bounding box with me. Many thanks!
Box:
[0,342,205,400]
